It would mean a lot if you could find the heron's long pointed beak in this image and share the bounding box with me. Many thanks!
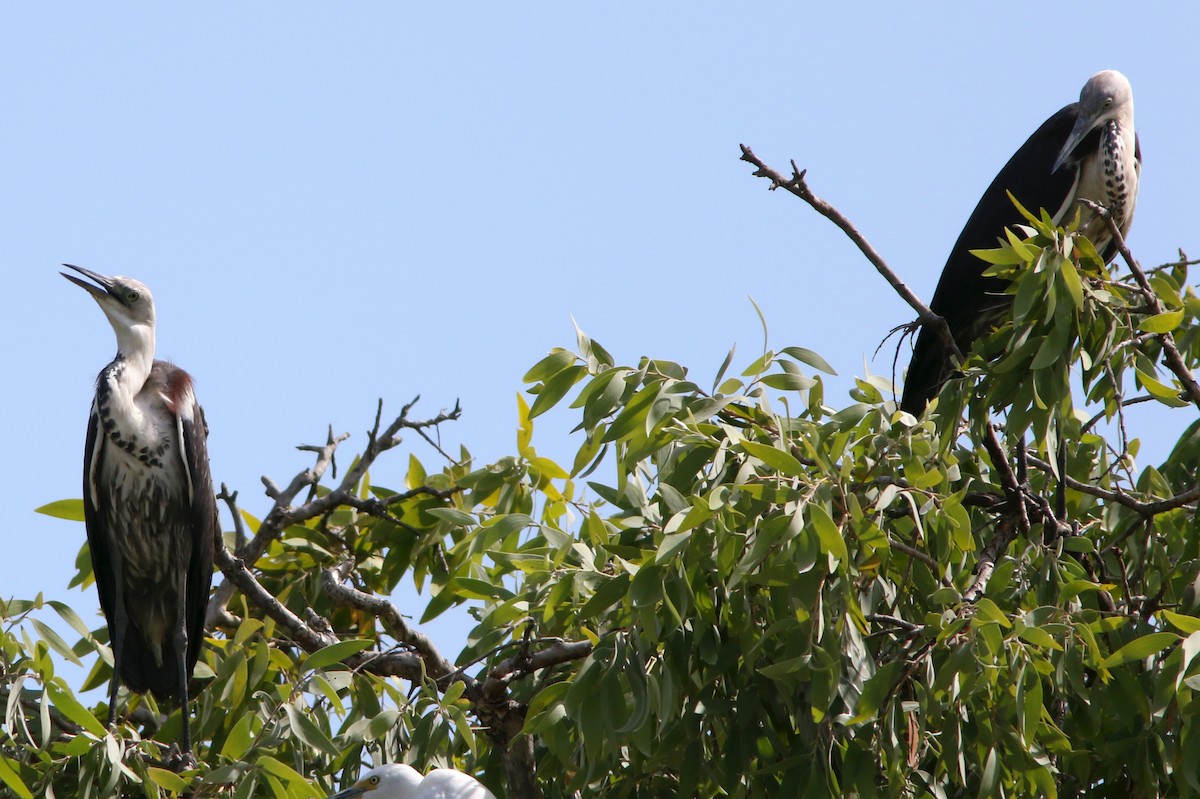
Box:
[60,263,117,301]
[324,787,367,799]
[1052,115,1095,173]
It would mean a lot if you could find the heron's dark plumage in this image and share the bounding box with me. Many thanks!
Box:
[65,264,216,760]
[900,72,1140,415]
[83,361,215,701]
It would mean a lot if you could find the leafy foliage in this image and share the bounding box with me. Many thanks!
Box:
[5,220,1200,797]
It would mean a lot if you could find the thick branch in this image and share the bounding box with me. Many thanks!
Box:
[1027,455,1199,516]
[321,562,460,685]
[213,543,426,677]
[213,544,340,653]
[739,144,963,362]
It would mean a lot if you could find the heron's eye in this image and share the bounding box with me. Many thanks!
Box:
[127,290,141,303]
[369,776,380,786]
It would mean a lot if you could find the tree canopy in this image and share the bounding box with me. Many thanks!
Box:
[4,151,1200,798]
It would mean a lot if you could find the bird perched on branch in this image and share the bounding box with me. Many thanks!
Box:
[326,763,498,799]
[62,264,216,764]
[900,69,1140,414]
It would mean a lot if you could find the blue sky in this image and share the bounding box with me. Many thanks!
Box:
[5,6,1198,682]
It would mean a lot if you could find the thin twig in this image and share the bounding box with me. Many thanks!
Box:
[739,144,963,362]
[1084,201,1200,409]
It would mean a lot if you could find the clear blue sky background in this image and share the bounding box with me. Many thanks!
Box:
[4,6,1198,691]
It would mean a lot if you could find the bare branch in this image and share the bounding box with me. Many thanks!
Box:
[739,144,963,362]
[320,563,460,685]
[487,639,593,685]
[207,399,463,622]
[962,517,1017,604]
[213,544,340,653]
[1026,454,1200,516]
[1084,201,1200,409]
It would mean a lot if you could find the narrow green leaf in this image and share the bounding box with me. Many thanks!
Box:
[34,499,86,521]
[455,578,515,601]
[258,757,321,798]
[579,574,630,619]
[220,712,257,761]
[529,365,586,419]
[30,619,82,665]
[1017,625,1063,651]
[1057,257,1084,308]
[1162,610,1200,635]
[761,372,816,392]
[740,441,806,478]
[0,756,34,799]
[780,346,837,375]
[44,679,105,737]
[807,505,848,563]
[426,507,476,526]
[300,639,373,672]
[283,703,340,758]
[47,601,95,641]
[522,349,575,384]
[1100,632,1179,669]
[655,531,691,564]
[145,767,188,793]
[848,661,902,723]
[970,246,1025,266]
[1139,310,1184,334]
[712,345,736,393]
[1136,369,1185,402]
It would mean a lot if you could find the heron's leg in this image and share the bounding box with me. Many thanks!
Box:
[108,553,128,729]
[173,577,192,756]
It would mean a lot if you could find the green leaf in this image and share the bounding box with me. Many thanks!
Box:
[780,346,837,375]
[44,679,105,737]
[1162,610,1200,635]
[258,757,321,798]
[1017,624,1063,651]
[807,505,847,564]
[523,349,576,383]
[848,661,901,723]
[1100,632,1179,669]
[300,639,373,672]
[455,578,515,601]
[426,507,476,526]
[0,756,34,799]
[1136,368,1186,403]
[655,530,691,564]
[970,246,1026,266]
[47,600,95,641]
[219,712,257,761]
[529,364,587,419]
[283,703,341,757]
[34,499,86,521]
[1057,256,1084,308]
[740,441,806,478]
[579,574,630,619]
[145,767,188,793]
[30,619,82,665]
[1139,310,1184,334]
[762,372,816,392]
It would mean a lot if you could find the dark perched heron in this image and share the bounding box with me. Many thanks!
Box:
[62,264,216,762]
[900,70,1140,415]
[326,764,497,799]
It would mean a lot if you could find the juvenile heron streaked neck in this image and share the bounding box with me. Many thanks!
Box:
[62,264,217,766]
[900,69,1140,415]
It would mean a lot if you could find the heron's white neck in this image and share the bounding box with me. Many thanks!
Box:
[109,321,156,396]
